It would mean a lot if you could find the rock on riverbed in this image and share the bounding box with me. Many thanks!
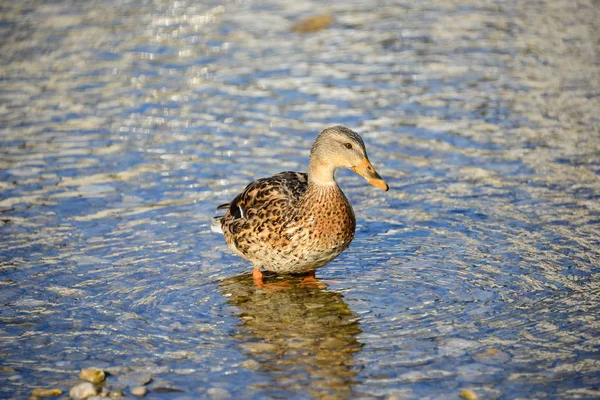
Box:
[69,382,99,399]
[30,388,63,398]
[79,368,106,384]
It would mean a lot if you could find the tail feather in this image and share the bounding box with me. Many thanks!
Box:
[211,215,224,234]
[211,202,229,234]
[216,203,229,210]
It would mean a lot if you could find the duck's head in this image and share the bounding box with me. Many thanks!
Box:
[309,126,389,191]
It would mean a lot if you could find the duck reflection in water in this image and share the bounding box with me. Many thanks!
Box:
[220,273,363,399]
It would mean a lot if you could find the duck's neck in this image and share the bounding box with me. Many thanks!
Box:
[303,162,352,216]
[303,166,349,212]
[308,158,338,187]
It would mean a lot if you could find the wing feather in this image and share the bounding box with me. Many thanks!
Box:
[214,171,308,234]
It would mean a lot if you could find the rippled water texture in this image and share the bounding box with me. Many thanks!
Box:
[1,0,599,398]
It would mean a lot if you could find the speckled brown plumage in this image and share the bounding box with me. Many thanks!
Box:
[213,126,388,282]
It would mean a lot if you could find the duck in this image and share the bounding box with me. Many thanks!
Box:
[212,126,388,287]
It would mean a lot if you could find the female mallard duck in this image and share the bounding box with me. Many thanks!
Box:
[213,126,388,286]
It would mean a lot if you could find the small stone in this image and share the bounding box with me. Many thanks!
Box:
[240,359,260,370]
[79,368,105,384]
[108,390,125,398]
[1,366,17,373]
[69,382,99,399]
[239,342,277,353]
[473,348,511,364]
[130,386,148,397]
[118,372,152,386]
[206,387,232,400]
[460,389,478,400]
[31,388,63,398]
[291,14,334,33]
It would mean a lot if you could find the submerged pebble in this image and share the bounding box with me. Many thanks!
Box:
[30,388,63,398]
[240,359,260,370]
[291,14,333,33]
[69,382,98,399]
[473,348,512,364]
[79,368,106,384]
[460,389,478,400]
[239,342,277,353]
[130,386,148,397]
[206,387,232,400]
[118,372,152,387]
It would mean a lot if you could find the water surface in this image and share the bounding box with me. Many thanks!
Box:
[1,0,599,398]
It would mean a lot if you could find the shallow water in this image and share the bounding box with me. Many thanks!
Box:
[1,0,599,398]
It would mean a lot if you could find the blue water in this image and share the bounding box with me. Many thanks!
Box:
[1,0,598,399]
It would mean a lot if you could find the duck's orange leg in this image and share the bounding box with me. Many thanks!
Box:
[252,268,265,287]
[300,270,327,288]
[253,268,291,290]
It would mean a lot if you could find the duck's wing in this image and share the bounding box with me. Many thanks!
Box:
[213,171,308,233]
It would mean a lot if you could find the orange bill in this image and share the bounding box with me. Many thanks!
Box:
[351,158,389,191]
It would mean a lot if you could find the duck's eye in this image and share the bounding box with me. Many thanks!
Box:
[344,143,353,149]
